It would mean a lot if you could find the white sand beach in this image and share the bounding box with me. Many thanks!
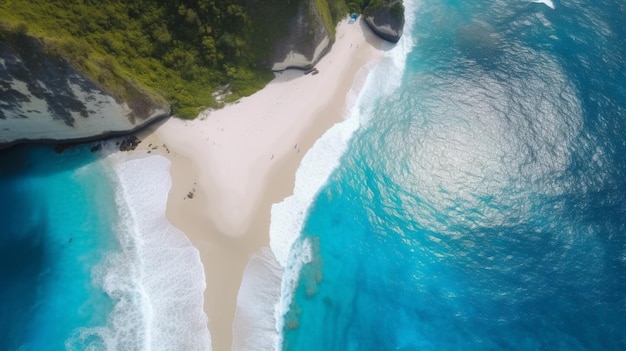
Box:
[137,18,384,350]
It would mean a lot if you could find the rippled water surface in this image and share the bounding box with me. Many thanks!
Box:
[283,0,626,349]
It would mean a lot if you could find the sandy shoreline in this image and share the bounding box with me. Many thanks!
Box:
[137,18,384,350]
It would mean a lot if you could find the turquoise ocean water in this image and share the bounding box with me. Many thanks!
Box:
[0,145,117,350]
[281,0,626,349]
[0,144,210,350]
[3,0,626,349]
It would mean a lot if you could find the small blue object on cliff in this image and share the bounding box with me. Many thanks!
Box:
[349,13,358,23]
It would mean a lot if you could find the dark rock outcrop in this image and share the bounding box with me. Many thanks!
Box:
[269,0,332,71]
[0,31,170,148]
[118,135,141,151]
[363,0,405,43]
[243,0,333,71]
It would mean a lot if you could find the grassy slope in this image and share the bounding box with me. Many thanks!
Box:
[0,0,369,119]
[0,1,268,118]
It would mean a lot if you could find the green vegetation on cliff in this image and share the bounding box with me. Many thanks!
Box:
[0,0,273,118]
[0,0,388,119]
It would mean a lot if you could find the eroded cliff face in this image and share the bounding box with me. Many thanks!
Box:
[266,0,406,70]
[363,0,405,43]
[0,0,406,148]
[269,0,332,71]
[0,34,169,148]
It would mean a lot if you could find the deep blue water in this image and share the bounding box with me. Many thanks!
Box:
[283,0,626,349]
[0,145,117,350]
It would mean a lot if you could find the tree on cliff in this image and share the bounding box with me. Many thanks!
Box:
[0,0,402,118]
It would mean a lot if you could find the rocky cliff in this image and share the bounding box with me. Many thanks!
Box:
[0,0,406,148]
[363,0,405,43]
[0,31,169,148]
[270,0,331,71]
[265,0,406,70]
[243,0,334,71]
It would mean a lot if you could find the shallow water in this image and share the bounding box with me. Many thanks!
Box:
[0,145,210,350]
[0,145,117,350]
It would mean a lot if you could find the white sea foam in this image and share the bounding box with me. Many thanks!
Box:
[66,154,211,350]
[270,0,417,268]
[264,61,379,349]
[230,66,371,351]
[265,1,420,349]
[232,248,283,351]
[232,3,419,349]
[533,0,555,9]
